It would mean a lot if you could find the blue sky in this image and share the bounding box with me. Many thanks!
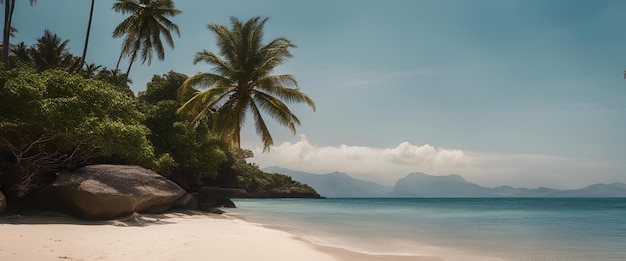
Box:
[9,0,626,188]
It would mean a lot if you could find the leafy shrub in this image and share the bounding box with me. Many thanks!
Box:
[0,67,154,198]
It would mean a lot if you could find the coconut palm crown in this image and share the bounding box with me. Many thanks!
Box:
[111,0,181,75]
[178,17,315,152]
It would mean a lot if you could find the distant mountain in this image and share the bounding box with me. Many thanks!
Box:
[550,182,626,197]
[391,172,489,197]
[489,186,559,197]
[264,167,626,198]
[392,172,626,197]
[262,167,393,197]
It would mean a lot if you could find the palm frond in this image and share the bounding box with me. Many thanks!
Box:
[179,72,234,93]
[112,0,141,14]
[193,50,236,77]
[257,76,315,111]
[213,96,249,148]
[252,90,300,133]
[257,74,298,89]
[208,24,238,65]
[249,100,273,152]
[177,86,233,124]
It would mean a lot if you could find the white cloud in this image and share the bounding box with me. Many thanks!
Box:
[249,135,471,185]
[248,135,626,189]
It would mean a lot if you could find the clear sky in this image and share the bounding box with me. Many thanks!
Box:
[9,0,626,189]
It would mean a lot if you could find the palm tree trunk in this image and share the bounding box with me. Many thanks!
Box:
[126,55,135,75]
[79,0,95,72]
[2,0,36,66]
[233,128,241,150]
[115,51,123,71]
[2,4,9,65]
[2,0,14,65]
[125,40,140,75]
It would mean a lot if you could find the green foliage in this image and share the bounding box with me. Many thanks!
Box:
[143,100,233,180]
[0,66,154,198]
[94,68,133,92]
[139,69,317,195]
[139,71,192,104]
[230,162,317,194]
[154,153,177,177]
[140,72,235,181]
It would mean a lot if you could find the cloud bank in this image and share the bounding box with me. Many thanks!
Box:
[248,136,624,189]
[249,135,470,185]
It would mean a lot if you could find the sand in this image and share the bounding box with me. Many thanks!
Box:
[0,211,439,261]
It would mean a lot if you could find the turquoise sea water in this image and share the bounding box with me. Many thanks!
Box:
[229,198,626,260]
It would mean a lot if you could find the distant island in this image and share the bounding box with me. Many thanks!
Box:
[264,167,626,198]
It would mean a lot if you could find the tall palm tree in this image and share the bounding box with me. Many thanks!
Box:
[111,0,181,75]
[79,0,95,72]
[29,29,72,71]
[178,17,315,152]
[2,0,36,65]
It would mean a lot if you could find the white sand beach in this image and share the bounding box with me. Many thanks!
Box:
[0,211,438,261]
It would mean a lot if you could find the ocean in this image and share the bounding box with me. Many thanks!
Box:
[228,198,626,260]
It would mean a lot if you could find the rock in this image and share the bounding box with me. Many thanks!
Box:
[197,187,243,210]
[200,207,224,214]
[172,193,198,210]
[200,187,247,198]
[0,190,6,213]
[31,165,185,220]
[238,191,323,198]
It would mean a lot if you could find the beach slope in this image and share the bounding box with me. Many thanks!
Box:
[0,212,436,261]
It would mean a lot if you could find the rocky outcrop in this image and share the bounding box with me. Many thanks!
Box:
[198,186,322,200]
[31,165,185,220]
[0,190,6,213]
[239,191,323,198]
[196,187,243,210]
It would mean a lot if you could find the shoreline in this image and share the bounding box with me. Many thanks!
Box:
[0,210,440,261]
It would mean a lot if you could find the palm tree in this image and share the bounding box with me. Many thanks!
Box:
[178,17,315,152]
[111,0,181,75]
[96,67,132,87]
[29,29,72,71]
[2,0,37,65]
[9,31,86,72]
[8,41,28,63]
[81,63,102,77]
[79,0,95,72]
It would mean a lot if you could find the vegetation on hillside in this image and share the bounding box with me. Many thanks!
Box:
[0,10,317,202]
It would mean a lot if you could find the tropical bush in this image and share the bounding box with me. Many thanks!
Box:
[0,66,154,199]
[232,162,316,194]
[139,71,234,182]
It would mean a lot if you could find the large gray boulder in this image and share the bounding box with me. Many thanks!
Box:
[0,190,6,213]
[31,165,185,220]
